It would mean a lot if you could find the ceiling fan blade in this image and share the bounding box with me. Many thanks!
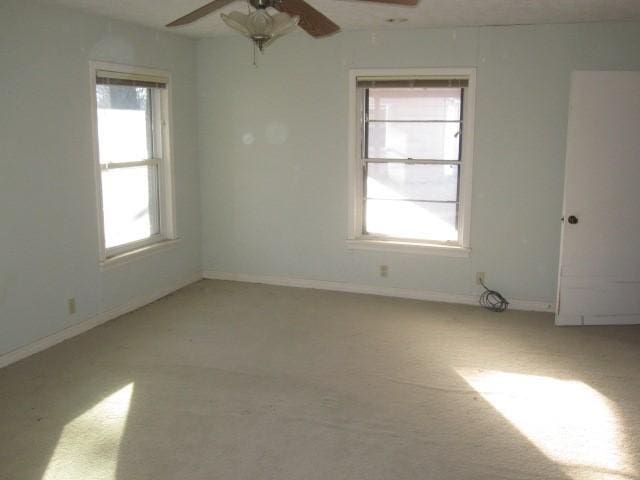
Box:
[166,0,236,27]
[274,0,340,37]
[353,0,418,5]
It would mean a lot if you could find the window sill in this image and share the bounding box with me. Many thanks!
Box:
[100,238,180,270]
[347,238,470,257]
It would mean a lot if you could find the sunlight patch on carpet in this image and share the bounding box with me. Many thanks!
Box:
[43,383,134,480]
[457,369,635,480]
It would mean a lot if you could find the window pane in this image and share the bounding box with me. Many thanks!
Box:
[101,165,159,249]
[367,121,460,160]
[367,163,458,202]
[368,88,461,121]
[365,199,458,242]
[96,85,153,164]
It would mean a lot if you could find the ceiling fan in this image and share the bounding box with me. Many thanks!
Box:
[167,0,418,51]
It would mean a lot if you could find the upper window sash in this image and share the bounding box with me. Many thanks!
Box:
[96,81,166,167]
[361,85,465,162]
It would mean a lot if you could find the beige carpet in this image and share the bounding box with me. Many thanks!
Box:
[1,280,639,480]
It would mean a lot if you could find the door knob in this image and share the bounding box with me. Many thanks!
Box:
[567,215,579,224]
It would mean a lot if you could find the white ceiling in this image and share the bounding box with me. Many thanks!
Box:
[45,0,640,38]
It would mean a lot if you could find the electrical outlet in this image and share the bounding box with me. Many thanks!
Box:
[475,272,485,286]
[380,265,389,278]
[68,298,76,315]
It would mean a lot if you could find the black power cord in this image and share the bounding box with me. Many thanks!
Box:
[479,278,509,312]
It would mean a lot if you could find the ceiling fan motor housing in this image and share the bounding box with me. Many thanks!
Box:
[250,0,274,10]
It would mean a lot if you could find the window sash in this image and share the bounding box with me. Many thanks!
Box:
[97,86,163,252]
[99,158,160,170]
[96,84,162,166]
[360,89,465,157]
[95,79,167,256]
[100,162,161,254]
[360,83,465,242]
[361,86,465,162]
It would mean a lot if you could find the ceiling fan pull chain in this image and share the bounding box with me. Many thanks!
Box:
[249,0,256,66]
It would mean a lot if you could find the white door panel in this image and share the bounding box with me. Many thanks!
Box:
[560,278,640,316]
[557,71,640,326]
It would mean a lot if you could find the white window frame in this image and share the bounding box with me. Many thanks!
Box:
[347,67,476,257]
[90,61,177,266]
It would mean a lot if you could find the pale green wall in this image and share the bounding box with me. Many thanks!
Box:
[0,1,201,356]
[2,2,640,358]
[197,22,640,304]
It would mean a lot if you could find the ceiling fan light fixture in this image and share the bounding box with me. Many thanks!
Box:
[221,9,299,51]
[220,11,251,35]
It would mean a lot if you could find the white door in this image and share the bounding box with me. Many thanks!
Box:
[557,71,640,326]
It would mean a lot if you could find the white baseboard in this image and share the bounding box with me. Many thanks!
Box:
[1,270,553,370]
[203,271,555,313]
[0,272,202,369]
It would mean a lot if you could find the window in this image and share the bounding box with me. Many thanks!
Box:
[348,68,475,255]
[91,63,176,262]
